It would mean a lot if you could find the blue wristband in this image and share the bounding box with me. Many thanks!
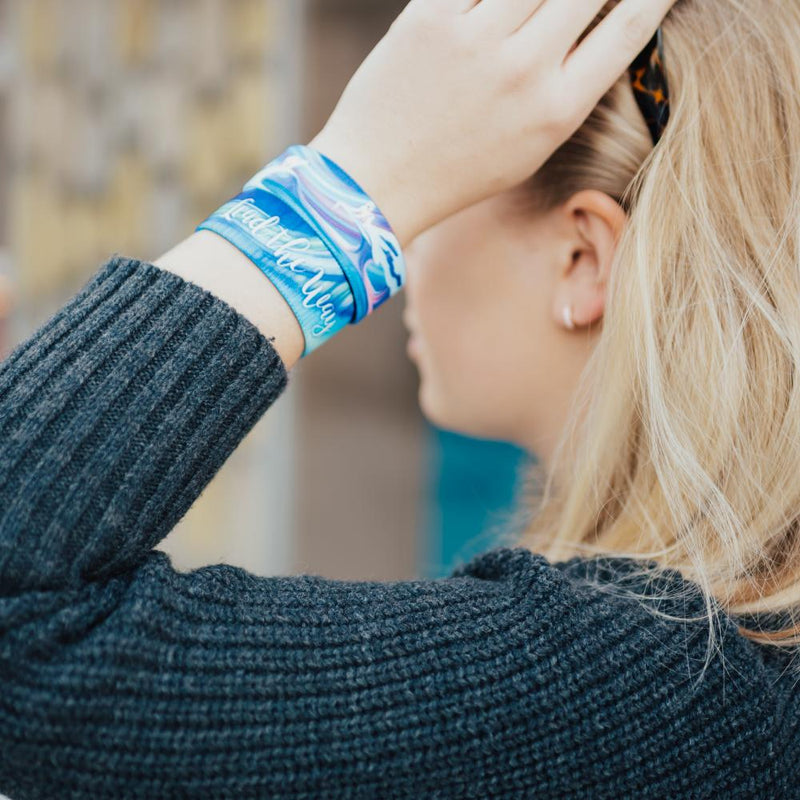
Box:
[198,188,355,355]
[196,145,406,357]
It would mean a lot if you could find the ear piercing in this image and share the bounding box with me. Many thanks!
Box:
[562,304,575,331]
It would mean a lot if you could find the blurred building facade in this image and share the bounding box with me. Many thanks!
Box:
[0,0,303,577]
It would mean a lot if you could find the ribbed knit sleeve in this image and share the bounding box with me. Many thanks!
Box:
[0,255,288,593]
[0,255,794,799]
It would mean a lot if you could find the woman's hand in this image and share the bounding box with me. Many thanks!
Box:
[309,0,677,246]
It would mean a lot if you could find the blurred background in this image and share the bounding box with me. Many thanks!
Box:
[0,0,535,583]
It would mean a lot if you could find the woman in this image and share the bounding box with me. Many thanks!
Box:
[0,0,795,797]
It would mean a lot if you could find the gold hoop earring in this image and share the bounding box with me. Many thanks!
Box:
[562,304,575,330]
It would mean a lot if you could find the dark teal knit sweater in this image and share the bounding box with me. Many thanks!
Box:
[0,255,796,799]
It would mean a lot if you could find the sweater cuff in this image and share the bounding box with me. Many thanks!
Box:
[0,254,289,593]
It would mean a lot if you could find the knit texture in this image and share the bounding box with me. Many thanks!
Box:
[0,255,796,799]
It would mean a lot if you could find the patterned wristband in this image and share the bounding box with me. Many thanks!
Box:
[196,144,406,357]
[198,187,354,357]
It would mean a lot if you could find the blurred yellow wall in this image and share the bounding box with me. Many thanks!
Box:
[0,0,303,576]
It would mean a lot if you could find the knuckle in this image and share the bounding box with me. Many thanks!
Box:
[540,82,577,131]
[451,17,483,55]
[406,2,449,31]
[499,49,533,94]
[502,63,528,94]
[391,3,435,36]
[394,5,484,66]
[620,8,650,50]
[542,110,574,139]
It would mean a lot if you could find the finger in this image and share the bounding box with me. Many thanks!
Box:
[511,0,609,59]
[407,0,473,14]
[468,0,549,37]
[562,0,677,94]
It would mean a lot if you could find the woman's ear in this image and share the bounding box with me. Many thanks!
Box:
[552,190,627,332]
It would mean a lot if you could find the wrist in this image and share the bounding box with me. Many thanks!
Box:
[187,143,407,360]
[307,131,425,247]
[154,230,305,370]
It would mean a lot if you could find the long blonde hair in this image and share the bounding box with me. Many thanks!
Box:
[508,0,800,668]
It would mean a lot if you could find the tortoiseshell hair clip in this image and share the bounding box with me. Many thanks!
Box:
[628,26,670,145]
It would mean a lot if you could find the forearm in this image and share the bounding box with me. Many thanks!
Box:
[0,255,288,594]
[153,229,305,371]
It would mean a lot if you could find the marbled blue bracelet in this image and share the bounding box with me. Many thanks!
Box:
[196,144,406,357]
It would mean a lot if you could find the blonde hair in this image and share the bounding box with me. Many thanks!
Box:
[508,0,800,672]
